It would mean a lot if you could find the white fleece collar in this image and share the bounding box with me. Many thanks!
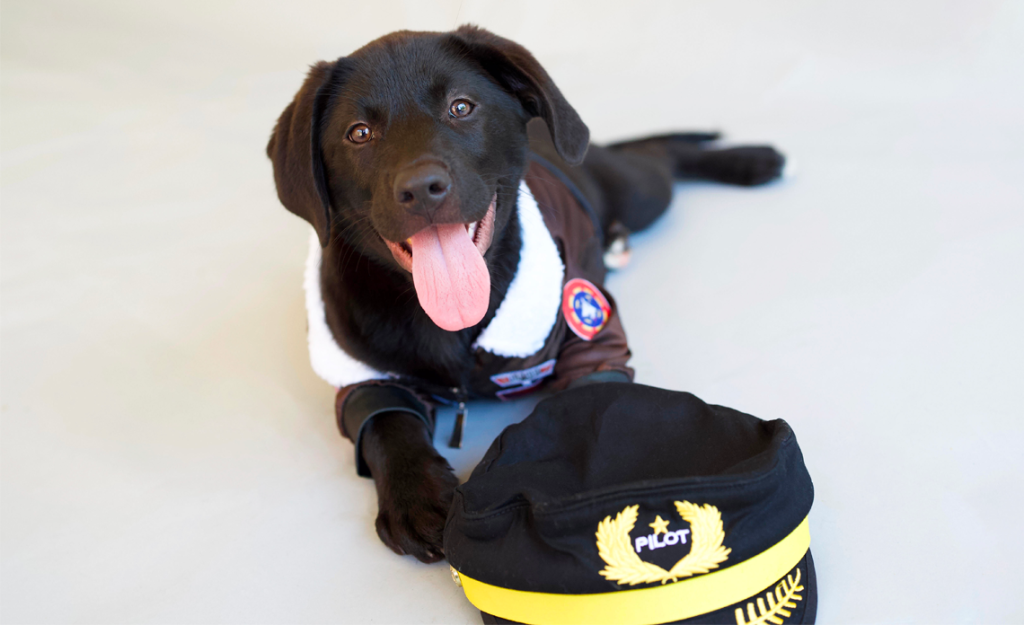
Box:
[472,181,565,357]
[305,179,564,387]
[304,231,387,388]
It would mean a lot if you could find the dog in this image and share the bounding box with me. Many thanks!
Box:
[267,25,785,563]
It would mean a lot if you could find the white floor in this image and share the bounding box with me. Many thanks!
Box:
[3,1,1023,623]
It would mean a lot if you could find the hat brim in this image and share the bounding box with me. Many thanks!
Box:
[480,549,817,625]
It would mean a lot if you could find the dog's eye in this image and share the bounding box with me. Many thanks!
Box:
[449,100,474,118]
[347,124,372,144]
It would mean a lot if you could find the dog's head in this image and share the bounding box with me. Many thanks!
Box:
[267,26,588,332]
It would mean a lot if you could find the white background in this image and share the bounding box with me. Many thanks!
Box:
[3,1,1023,623]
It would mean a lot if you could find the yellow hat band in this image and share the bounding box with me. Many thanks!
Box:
[456,517,810,625]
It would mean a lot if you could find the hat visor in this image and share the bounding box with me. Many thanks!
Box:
[480,549,817,625]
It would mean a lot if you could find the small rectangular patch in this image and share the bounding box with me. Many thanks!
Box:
[496,379,544,401]
[490,359,556,388]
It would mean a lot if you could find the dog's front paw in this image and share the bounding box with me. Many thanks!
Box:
[703,146,786,186]
[374,451,458,563]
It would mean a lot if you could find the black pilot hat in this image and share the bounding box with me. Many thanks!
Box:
[444,383,817,625]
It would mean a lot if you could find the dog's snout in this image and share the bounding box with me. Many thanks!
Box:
[394,163,451,213]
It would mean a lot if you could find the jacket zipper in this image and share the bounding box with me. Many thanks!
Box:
[448,386,468,448]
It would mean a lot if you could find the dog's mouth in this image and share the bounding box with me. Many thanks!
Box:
[382,195,497,331]
[383,196,496,273]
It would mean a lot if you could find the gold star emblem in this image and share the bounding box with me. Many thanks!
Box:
[649,515,670,535]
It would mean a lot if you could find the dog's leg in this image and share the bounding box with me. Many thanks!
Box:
[608,133,786,188]
[675,146,786,187]
[360,412,458,563]
[528,122,785,268]
[576,134,786,243]
[602,221,632,270]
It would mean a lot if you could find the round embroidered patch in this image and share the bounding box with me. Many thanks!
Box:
[562,278,611,341]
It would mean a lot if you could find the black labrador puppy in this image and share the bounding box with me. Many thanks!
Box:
[267,25,784,563]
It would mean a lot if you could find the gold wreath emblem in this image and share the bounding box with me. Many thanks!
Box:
[596,501,731,586]
[734,566,804,625]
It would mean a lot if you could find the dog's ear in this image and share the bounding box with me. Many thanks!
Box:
[267,59,352,247]
[448,25,590,165]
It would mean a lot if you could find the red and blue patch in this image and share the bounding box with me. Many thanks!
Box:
[562,278,611,341]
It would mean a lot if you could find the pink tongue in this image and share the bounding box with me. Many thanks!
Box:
[409,223,490,331]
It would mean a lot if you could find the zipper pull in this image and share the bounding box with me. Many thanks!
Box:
[448,387,467,448]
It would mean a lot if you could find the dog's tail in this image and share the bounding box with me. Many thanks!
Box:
[605,132,720,150]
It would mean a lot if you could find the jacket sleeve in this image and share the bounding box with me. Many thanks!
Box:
[549,289,634,391]
[335,381,436,478]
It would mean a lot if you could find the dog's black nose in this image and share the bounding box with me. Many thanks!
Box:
[394,163,451,214]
